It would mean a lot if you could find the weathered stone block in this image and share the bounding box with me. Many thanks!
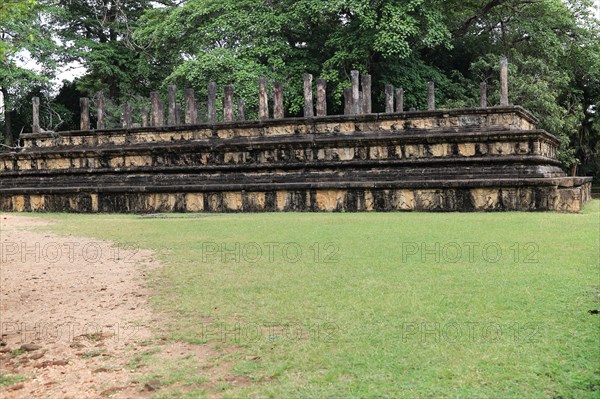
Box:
[471,188,500,210]
[316,190,344,211]
[276,191,288,211]
[429,144,450,157]
[337,148,355,161]
[224,192,243,211]
[243,192,265,211]
[458,143,476,157]
[393,190,415,210]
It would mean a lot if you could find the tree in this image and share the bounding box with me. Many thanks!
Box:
[52,0,178,102]
[1,0,58,145]
[133,0,454,117]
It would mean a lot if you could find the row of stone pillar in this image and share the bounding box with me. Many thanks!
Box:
[74,78,330,131]
[371,57,509,114]
[30,58,510,133]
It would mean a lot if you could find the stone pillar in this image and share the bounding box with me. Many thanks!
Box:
[385,84,394,113]
[361,74,371,114]
[141,108,148,128]
[316,78,327,117]
[175,104,181,125]
[97,92,105,130]
[351,70,360,115]
[80,97,90,131]
[358,92,364,116]
[223,85,234,122]
[150,92,164,127]
[427,81,435,111]
[303,74,314,117]
[480,82,487,108]
[395,88,404,113]
[343,88,352,115]
[237,98,246,121]
[167,84,177,126]
[185,89,197,125]
[208,82,217,123]
[500,57,509,106]
[122,103,132,128]
[259,77,269,120]
[32,97,40,133]
[158,101,164,126]
[273,82,284,119]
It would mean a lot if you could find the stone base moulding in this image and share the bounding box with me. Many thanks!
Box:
[0,181,591,213]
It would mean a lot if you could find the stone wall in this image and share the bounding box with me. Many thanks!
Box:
[0,105,592,213]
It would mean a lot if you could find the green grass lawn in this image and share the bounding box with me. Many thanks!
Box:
[21,201,600,398]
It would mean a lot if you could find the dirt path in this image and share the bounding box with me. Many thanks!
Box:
[0,214,164,398]
[0,214,252,399]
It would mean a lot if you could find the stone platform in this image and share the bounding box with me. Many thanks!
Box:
[0,106,592,213]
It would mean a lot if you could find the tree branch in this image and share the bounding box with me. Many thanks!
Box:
[452,0,507,38]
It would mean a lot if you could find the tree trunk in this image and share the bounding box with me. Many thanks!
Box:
[1,87,13,146]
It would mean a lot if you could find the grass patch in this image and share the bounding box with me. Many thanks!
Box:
[79,350,104,359]
[0,373,25,387]
[9,348,25,357]
[129,347,211,397]
[28,201,600,398]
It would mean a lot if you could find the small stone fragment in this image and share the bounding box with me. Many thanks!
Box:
[100,387,124,397]
[34,359,68,368]
[9,383,24,391]
[93,367,110,373]
[52,359,68,366]
[144,379,161,391]
[20,343,42,352]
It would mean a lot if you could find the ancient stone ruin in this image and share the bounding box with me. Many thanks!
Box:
[0,60,592,213]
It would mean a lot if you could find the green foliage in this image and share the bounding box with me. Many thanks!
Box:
[129,0,599,174]
[0,0,59,144]
[167,49,272,121]
[52,0,159,99]
[134,0,456,116]
[0,0,37,63]
[0,372,25,387]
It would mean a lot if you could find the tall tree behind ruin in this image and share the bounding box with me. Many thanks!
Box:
[1,0,57,145]
[52,0,177,101]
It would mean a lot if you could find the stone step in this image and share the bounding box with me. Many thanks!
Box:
[20,106,540,149]
[16,128,555,155]
[0,166,565,191]
[0,155,563,177]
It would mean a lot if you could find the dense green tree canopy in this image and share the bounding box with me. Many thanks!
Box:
[1,0,58,144]
[1,0,599,177]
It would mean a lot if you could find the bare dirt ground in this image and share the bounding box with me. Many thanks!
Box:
[0,214,241,399]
